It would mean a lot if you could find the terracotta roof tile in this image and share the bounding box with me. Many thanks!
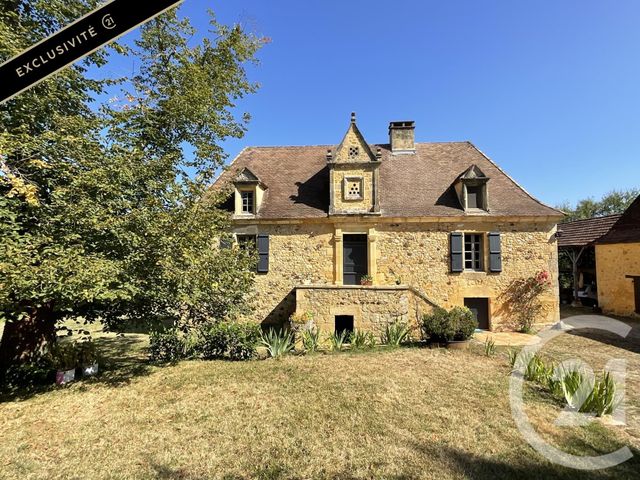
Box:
[212,142,563,220]
[557,214,622,247]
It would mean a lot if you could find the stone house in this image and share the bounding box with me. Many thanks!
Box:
[213,114,563,335]
[595,195,640,316]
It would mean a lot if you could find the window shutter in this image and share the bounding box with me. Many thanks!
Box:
[450,232,463,273]
[219,235,233,250]
[488,232,502,272]
[257,234,269,273]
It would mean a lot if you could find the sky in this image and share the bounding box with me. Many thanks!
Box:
[92,0,640,207]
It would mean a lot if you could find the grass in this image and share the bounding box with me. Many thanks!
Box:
[0,310,638,479]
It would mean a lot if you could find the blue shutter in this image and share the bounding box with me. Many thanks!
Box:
[257,234,269,273]
[450,232,463,273]
[488,232,502,272]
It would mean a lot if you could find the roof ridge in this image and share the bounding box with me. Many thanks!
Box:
[465,141,564,217]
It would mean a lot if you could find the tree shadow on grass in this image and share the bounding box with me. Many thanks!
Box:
[565,324,640,356]
[0,333,154,402]
[407,442,640,480]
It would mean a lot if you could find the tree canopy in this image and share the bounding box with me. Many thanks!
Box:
[557,188,639,222]
[0,1,264,373]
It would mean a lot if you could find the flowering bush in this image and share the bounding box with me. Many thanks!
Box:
[502,270,551,333]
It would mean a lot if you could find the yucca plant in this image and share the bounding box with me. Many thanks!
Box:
[382,321,411,347]
[301,328,321,353]
[329,330,348,351]
[261,328,294,359]
[524,354,553,385]
[484,337,496,357]
[581,372,621,417]
[506,348,519,369]
[349,330,371,350]
[559,368,592,410]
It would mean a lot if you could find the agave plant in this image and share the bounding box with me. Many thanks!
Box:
[301,328,321,353]
[261,328,294,359]
[349,330,371,349]
[382,321,411,347]
[329,330,348,351]
[558,368,593,410]
[581,372,621,417]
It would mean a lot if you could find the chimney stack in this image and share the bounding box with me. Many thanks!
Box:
[388,120,415,154]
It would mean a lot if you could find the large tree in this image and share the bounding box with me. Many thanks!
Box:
[557,188,639,222]
[0,1,263,375]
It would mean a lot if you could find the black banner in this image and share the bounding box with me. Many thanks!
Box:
[0,0,184,104]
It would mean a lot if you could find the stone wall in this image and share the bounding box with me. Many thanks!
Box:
[595,242,640,316]
[331,166,375,213]
[243,219,560,331]
[294,285,436,338]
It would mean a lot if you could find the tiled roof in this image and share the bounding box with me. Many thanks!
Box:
[557,214,622,248]
[597,195,640,244]
[212,142,563,220]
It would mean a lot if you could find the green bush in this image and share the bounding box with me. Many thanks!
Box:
[421,306,477,342]
[261,328,294,359]
[196,321,260,361]
[421,308,451,343]
[149,329,185,362]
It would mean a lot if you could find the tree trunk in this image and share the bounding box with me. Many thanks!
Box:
[0,303,57,375]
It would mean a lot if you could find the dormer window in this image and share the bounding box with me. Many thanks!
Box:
[456,165,489,212]
[241,190,254,214]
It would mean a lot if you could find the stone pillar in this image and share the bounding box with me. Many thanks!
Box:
[334,228,343,285]
[368,226,377,285]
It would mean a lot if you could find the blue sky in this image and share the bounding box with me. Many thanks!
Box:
[94,0,640,207]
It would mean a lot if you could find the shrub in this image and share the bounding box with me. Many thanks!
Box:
[421,306,477,342]
[196,321,260,361]
[51,341,79,370]
[2,354,54,388]
[261,328,294,359]
[421,308,451,343]
[149,329,185,362]
[301,328,320,353]
[329,330,348,351]
[382,321,411,347]
[76,341,99,366]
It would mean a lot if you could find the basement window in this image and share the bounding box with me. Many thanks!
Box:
[335,315,354,338]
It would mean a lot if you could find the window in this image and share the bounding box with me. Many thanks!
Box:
[466,185,483,209]
[343,176,363,200]
[348,146,359,159]
[464,233,483,271]
[236,234,256,250]
[241,190,254,214]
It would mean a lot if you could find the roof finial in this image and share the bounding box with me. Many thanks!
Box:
[350,111,356,124]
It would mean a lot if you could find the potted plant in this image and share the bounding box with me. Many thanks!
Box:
[53,342,77,385]
[360,275,373,286]
[77,341,99,377]
[445,306,478,350]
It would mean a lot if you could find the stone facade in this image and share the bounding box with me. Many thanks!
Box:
[241,219,560,332]
[595,242,640,316]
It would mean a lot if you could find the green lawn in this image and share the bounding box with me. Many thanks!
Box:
[0,311,638,479]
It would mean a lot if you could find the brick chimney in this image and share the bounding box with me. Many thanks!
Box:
[388,120,415,154]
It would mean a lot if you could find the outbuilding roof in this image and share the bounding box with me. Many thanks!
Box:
[557,214,622,248]
[597,195,640,244]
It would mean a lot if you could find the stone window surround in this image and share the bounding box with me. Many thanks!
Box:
[333,226,377,286]
[460,231,488,273]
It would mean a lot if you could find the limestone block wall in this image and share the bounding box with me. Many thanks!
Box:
[595,242,640,316]
[331,166,375,213]
[245,219,560,331]
[375,221,559,330]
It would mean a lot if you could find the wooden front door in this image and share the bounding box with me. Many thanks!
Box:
[343,234,368,286]
[464,298,490,330]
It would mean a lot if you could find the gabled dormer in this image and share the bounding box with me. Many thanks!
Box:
[455,165,490,212]
[327,113,381,215]
[233,167,266,217]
